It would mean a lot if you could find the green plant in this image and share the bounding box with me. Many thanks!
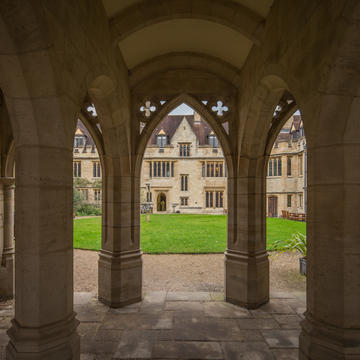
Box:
[73,178,91,187]
[92,180,102,188]
[273,232,307,258]
[73,187,84,210]
[76,203,102,216]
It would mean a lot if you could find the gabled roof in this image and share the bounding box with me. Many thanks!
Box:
[149,114,214,146]
[75,120,95,147]
[290,115,302,132]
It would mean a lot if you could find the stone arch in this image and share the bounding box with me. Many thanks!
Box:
[134,93,234,180]
[110,0,265,46]
[130,52,242,88]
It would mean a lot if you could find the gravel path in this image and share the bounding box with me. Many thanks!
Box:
[74,250,306,294]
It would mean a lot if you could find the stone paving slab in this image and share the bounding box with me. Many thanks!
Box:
[0,290,306,359]
[273,314,302,329]
[203,301,251,318]
[255,299,296,314]
[101,313,173,330]
[113,330,158,359]
[152,341,223,359]
[261,330,301,348]
[271,348,299,359]
[221,341,275,360]
[237,318,280,330]
[167,291,211,301]
[165,300,204,313]
[170,316,263,342]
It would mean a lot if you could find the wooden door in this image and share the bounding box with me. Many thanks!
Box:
[268,196,278,217]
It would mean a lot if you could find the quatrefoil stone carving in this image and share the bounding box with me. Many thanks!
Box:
[87,103,97,117]
[212,101,229,117]
[140,101,157,118]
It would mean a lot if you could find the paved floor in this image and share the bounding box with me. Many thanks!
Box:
[0,291,306,359]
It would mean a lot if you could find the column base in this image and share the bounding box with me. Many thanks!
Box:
[98,249,142,308]
[225,249,269,309]
[6,313,80,359]
[0,250,14,299]
[300,313,360,360]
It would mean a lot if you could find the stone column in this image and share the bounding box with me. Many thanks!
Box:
[98,167,142,308]
[0,178,15,298]
[6,145,79,359]
[225,157,269,309]
[299,142,360,359]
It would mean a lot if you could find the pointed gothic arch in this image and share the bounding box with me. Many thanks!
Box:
[134,93,234,180]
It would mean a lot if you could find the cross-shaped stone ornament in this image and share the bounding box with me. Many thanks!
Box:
[87,103,97,117]
[140,101,156,118]
[212,101,229,116]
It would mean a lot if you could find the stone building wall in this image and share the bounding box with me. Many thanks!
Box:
[73,114,306,215]
[266,116,307,217]
[73,123,102,205]
[141,116,228,214]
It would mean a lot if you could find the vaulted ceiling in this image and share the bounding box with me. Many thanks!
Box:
[102,0,274,70]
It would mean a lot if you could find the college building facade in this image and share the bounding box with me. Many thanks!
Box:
[73,114,306,216]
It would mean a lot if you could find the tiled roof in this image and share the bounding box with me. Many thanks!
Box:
[76,119,95,147]
[149,114,214,146]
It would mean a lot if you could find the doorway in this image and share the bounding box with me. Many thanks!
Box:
[268,196,278,217]
[157,192,166,212]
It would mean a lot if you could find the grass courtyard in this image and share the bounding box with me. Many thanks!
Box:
[74,214,306,253]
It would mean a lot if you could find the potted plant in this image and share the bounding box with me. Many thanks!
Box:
[273,232,307,275]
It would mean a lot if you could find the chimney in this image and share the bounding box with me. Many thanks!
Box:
[194,111,201,124]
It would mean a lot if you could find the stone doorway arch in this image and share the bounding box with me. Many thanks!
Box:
[157,192,167,212]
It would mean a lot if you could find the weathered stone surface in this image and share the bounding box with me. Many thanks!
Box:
[152,341,223,359]
[261,330,301,348]
[165,301,204,313]
[273,315,301,329]
[113,330,158,359]
[237,318,280,330]
[167,291,211,301]
[204,301,251,318]
[272,348,299,360]
[221,342,275,360]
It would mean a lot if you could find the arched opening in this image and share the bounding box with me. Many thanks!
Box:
[72,101,104,296]
[265,102,307,298]
[157,192,167,212]
[139,101,229,292]
[0,90,15,300]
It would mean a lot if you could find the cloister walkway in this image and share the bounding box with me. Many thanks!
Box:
[0,291,305,359]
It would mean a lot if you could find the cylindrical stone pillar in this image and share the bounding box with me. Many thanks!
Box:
[6,145,79,359]
[0,178,15,298]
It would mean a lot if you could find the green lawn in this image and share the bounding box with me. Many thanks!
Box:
[73,214,306,253]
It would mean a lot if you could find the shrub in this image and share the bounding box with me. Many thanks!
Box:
[76,203,102,216]
[73,187,84,210]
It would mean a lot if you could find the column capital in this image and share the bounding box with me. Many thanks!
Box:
[0,177,15,187]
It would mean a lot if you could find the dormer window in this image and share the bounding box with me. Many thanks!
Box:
[74,127,85,148]
[209,132,218,148]
[74,135,85,148]
[157,129,167,148]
